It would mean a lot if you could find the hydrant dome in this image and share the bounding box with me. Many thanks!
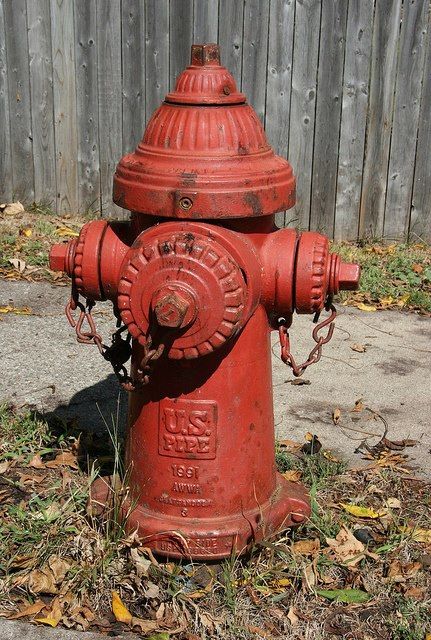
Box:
[113,43,296,219]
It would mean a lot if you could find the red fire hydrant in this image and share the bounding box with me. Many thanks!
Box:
[50,44,360,559]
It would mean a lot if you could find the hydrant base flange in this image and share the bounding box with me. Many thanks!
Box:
[91,474,310,560]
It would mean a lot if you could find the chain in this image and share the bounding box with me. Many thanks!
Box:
[278,299,337,377]
[65,287,165,391]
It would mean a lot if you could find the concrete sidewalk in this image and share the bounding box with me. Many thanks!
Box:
[1,280,430,476]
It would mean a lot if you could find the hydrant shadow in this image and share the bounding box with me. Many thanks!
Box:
[42,374,128,473]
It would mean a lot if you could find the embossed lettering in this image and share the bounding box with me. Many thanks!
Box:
[159,400,217,459]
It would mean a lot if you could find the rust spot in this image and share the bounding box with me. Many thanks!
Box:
[181,171,197,186]
[244,192,263,216]
[249,422,256,431]
[161,241,172,254]
[238,144,248,155]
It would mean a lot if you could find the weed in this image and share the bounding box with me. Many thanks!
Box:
[390,595,431,640]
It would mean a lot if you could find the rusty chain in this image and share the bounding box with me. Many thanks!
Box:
[65,287,165,391]
[278,299,337,377]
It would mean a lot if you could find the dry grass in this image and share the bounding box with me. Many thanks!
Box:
[0,404,429,639]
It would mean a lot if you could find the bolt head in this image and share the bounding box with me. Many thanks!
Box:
[152,288,195,329]
[191,43,220,66]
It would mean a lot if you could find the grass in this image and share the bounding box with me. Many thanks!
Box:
[0,202,95,282]
[0,404,430,638]
[332,240,431,313]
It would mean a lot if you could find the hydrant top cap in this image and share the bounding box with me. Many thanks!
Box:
[113,43,296,219]
[165,43,246,105]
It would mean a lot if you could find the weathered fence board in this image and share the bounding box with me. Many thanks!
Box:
[74,0,100,214]
[310,0,348,236]
[27,0,56,206]
[0,0,430,240]
[384,0,429,239]
[145,0,169,120]
[289,0,321,231]
[96,0,123,217]
[359,0,402,238]
[122,0,146,156]
[411,11,431,241]
[4,0,34,203]
[334,0,373,241]
[51,0,78,213]
[0,0,12,203]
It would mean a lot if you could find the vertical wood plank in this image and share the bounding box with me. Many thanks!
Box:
[74,0,100,214]
[266,0,295,229]
[265,0,294,156]
[410,10,431,241]
[0,0,12,203]
[51,0,78,213]
[288,0,321,230]
[4,0,34,202]
[359,0,402,238]
[334,0,374,241]
[27,0,56,207]
[97,0,123,217]
[169,0,193,89]
[145,0,169,120]
[193,0,219,42]
[310,0,348,236]
[122,0,146,155]
[242,0,270,123]
[218,0,244,83]
[383,0,429,239]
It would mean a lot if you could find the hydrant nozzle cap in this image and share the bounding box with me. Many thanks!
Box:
[49,240,76,275]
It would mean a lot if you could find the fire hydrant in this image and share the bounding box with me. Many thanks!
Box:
[50,44,360,559]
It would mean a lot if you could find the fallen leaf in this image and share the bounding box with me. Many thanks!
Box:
[301,434,322,454]
[326,527,365,565]
[356,303,377,312]
[400,526,431,544]
[45,451,78,469]
[351,343,366,353]
[322,450,340,462]
[404,586,425,600]
[332,408,341,425]
[340,503,386,519]
[55,226,79,237]
[8,600,46,619]
[28,453,45,469]
[282,469,302,482]
[9,258,26,273]
[130,548,152,578]
[287,606,299,626]
[28,568,58,595]
[292,538,320,556]
[0,304,32,315]
[35,617,59,627]
[247,625,271,638]
[112,590,132,624]
[130,618,161,633]
[303,562,316,590]
[144,582,160,599]
[48,556,71,583]
[386,497,401,509]
[352,398,364,412]
[412,263,423,274]
[1,201,25,215]
[316,588,370,603]
[291,378,311,386]
[0,460,10,474]
[20,227,32,237]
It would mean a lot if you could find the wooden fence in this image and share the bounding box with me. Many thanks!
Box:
[0,0,430,240]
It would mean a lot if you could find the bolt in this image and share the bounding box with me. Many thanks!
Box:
[179,196,193,210]
[152,288,195,328]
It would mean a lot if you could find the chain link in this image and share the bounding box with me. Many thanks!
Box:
[65,288,165,391]
[278,299,337,377]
